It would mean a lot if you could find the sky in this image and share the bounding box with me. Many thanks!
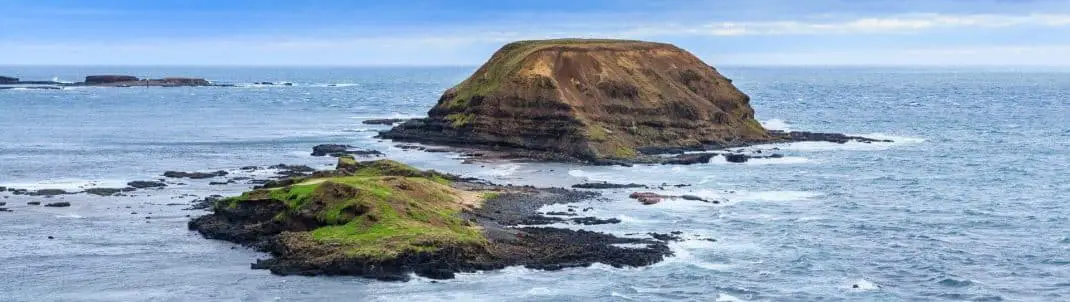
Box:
[2,0,1070,66]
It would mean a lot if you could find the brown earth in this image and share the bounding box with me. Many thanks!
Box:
[380,38,771,161]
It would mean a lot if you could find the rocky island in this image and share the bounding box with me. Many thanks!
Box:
[380,39,888,164]
[189,156,669,280]
[0,74,221,89]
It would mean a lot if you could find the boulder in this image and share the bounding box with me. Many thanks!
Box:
[664,153,717,165]
[380,39,770,161]
[0,76,18,84]
[723,153,749,163]
[44,202,71,207]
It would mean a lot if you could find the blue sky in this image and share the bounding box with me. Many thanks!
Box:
[2,0,1070,66]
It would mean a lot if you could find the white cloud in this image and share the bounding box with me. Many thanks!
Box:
[636,13,1070,36]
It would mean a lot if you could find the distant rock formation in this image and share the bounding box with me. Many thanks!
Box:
[0,76,18,84]
[84,75,140,85]
[380,39,769,161]
[80,75,211,87]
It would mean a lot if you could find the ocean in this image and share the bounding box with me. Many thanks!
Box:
[1,66,1068,301]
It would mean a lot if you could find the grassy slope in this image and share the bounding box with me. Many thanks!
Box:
[224,159,486,260]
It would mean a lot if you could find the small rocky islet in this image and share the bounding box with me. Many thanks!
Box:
[379,38,890,165]
[188,156,669,280]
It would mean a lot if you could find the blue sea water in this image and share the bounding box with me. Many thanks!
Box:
[0,66,1068,301]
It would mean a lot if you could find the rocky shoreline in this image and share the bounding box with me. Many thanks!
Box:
[187,156,672,281]
[0,74,237,89]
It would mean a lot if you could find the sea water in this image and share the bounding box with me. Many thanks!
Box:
[1,66,1068,301]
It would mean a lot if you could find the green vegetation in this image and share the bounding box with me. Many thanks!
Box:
[481,192,501,200]
[444,39,661,110]
[445,113,475,128]
[223,159,485,260]
[613,147,638,159]
[587,125,609,142]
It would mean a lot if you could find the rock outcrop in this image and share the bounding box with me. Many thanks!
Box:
[80,75,211,87]
[189,156,670,280]
[0,76,18,84]
[380,39,769,161]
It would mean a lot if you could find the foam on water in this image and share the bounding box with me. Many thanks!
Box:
[709,155,813,165]
[1,178,129,191]
[760,118,792,131]
[716,293,748,302]
[849,279,880,291]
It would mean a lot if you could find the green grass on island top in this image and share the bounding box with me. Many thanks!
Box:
[222,159,487,259]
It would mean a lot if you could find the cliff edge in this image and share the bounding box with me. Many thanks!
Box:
[380,39,770,161]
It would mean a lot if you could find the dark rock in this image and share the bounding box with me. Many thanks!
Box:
[664,153,716,165]
[571,217,622,225]
[0,202,5,206]
[649,232,683,242]
[84,75,140,84]
[311,144,350,156]
[47,236,54,240]
[572,182,647,189]
[84,187,129,196]
[680,195,718,203]
[28,189,70,196]
[44,202,71,207]
[723,153,749,163]
[163,170,228,179]
[0,76,18,84]
[637,196,662,205]
[240,166,259,171]
[209,181,228,186]
[361,118,407,125]
[127,181,167,189]
[27,201,41,205]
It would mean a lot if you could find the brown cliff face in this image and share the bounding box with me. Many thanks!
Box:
[381,39,770,161]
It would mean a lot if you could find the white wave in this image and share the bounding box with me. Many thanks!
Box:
[850,278,880,291]
[524,287,555,296]
[659,241,735,271]
[760,118,792,131]
[709,155,813,165]
[56,214,84,219]
[774,133,923,152]
[348,113,423,120]
[737,190,820,202]
[341,128,378,133]
[657,188,819,204]
[716,293,748,302]
[310,83,360,87]
[1,178,128,191]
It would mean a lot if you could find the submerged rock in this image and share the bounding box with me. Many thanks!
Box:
[362,119,406,125]
[84,187,131,196]
[44,202,71,207]
[380,39,770,162]
[127,181,166,189]
[0,76,18,84]
[27,189,71,196]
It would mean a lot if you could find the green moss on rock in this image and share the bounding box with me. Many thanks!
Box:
[221,159,485,260]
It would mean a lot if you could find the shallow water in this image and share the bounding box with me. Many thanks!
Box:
[1,66,1068,301]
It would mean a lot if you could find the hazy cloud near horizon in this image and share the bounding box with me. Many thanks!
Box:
[2,0,1069,66]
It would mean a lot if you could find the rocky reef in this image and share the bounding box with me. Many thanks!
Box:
[379,39,890,164]
[188,156,669,280]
